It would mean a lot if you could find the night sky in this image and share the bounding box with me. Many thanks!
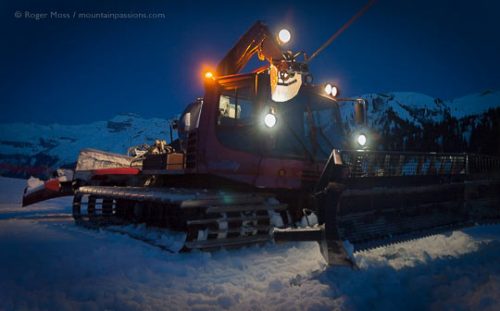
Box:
[1,0,499,124]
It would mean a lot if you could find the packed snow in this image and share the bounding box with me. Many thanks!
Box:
[0,177,499,310]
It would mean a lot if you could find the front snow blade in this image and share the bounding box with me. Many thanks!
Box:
[315,150,500,265]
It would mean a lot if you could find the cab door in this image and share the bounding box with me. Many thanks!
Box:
[199,74,264,185]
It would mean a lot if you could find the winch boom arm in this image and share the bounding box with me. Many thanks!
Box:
[216,21,283,76]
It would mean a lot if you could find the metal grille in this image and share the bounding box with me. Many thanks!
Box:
[338,151,498,178]
[467,154,500,174]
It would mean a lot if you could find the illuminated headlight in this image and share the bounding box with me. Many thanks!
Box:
[278,29,291,44]
[357,134,367,146]
[324,83,339,97]
[330,85,338,97]
[324,83,332,95]
[264,113,277,128]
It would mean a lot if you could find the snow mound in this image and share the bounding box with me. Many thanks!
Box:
[356,231,480,270]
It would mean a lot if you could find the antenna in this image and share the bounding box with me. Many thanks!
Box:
[307,0,377,63]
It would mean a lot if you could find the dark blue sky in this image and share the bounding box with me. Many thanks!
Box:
[1,0,499,124]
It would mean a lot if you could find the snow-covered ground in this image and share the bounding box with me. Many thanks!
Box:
[1,176,499,311]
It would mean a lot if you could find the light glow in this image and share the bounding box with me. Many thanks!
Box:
[204,71,214,79]
[278,29,291,44]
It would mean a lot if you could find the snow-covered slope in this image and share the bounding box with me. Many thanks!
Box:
[339,90,500,126]
[340,92,449,130]
[0,114,171,177]
[340,90,500,153]
[1,176,499,310]
[448,90,500,118]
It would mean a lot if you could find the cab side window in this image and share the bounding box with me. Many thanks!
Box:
[216,86,258,152]
[218,87,253,126]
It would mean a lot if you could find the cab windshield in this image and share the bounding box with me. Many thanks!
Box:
[216,80,344,162]
[277,91,343,160]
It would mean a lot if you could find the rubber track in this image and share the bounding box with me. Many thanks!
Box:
[73,186,283,251]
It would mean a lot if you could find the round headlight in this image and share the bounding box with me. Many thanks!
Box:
[264,113,277,128]
[331,85,338,97]
[357,134,367,146]
[278,29,291,44]
[324,83,332,95]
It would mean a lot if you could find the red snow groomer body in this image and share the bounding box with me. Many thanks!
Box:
[23,22,500,266]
